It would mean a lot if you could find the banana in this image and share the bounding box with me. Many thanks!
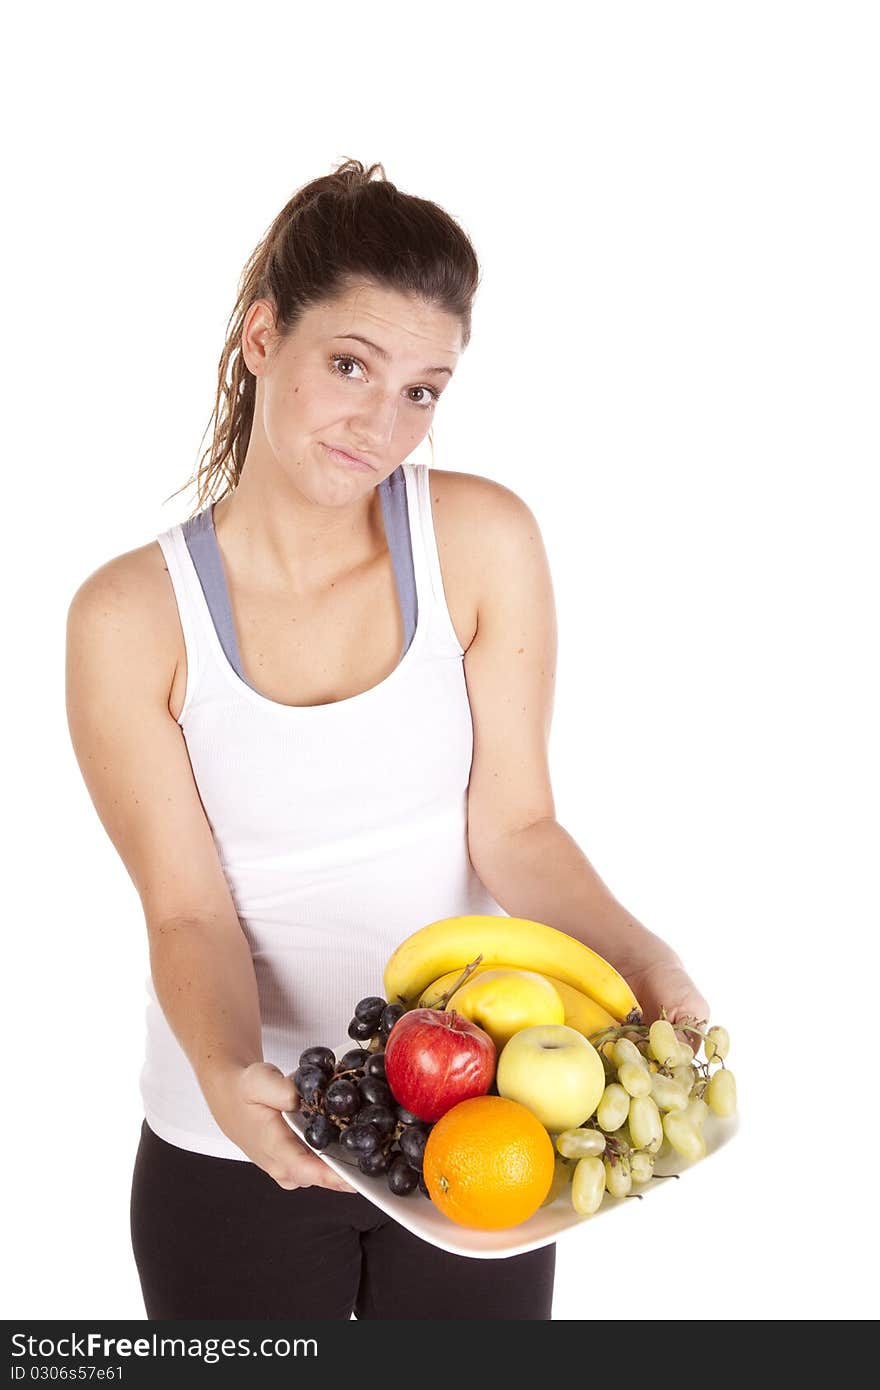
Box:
[419,964,618,1040]
[384,914,641,1022]
[550,977,618,1038]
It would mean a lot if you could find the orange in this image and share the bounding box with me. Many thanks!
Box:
[422,1095,555,1230]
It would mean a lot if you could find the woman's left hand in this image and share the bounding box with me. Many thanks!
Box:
[624,958,710,1054]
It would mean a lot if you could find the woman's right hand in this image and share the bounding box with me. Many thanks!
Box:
[202,1061,358,1194]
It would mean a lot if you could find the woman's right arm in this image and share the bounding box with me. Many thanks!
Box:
[64,551,354,1194]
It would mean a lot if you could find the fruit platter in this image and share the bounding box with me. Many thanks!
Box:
[282,915,739,1259]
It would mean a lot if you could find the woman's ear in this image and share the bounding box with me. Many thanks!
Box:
[241,298,280,377]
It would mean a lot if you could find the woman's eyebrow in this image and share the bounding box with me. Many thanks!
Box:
[331,333,453,379]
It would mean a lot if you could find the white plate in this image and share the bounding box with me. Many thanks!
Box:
[282,1047,740,1259]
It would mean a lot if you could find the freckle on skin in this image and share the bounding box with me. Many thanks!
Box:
[517,647,524,654]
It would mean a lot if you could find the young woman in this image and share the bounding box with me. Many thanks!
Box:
[65,159,709,1320]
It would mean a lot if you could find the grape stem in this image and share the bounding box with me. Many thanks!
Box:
[437,954,484,1010]
[589,1021,650,1049]
[589,1012,717,1055]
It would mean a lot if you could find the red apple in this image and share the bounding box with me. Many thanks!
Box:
[384,1008,496,1123]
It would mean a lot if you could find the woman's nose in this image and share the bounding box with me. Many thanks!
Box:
[351,389,400,444]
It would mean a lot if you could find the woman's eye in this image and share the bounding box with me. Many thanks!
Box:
[329,355,438,409]
[331,354,365,381]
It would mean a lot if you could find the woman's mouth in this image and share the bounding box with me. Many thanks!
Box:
[322,442,377,472]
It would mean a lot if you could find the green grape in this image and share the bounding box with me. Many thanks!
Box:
[648,1019,679,1065]
[706,1067,737,1116]
[685,1096,709,1129]
[604,1151,632,1198]
[649,1072,689,1113]
[608,1120,634,1155]
[673,1041,695,1066]
[663,1110,707,1161]
[618,1061,652,1098]
[671,1064,696,1095]
[613,1037,646,1070]
[628,1095,663,1152]
[597,1082,630,1131]
[630,1150,655,1184]
[556,1127,606,1159]
[571,1156,606,1216]
[705,1025,730,1062]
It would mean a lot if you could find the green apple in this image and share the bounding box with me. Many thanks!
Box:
[496,1023,606,1131]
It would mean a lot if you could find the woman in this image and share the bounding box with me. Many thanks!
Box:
[65,158,709,1319]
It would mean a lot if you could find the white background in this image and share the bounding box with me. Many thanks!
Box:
[4,0,877,1321]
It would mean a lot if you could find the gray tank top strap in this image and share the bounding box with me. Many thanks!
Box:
[378,464,418,654]
[180,506,243,678]
[180,465,418,689]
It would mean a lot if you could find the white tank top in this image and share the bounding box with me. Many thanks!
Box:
[143,461,506,1159]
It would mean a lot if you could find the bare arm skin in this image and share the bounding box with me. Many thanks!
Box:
[65,550,354,1191]
[456,478,710,1033]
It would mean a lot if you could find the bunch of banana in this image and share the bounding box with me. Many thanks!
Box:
[383,914,641,1025]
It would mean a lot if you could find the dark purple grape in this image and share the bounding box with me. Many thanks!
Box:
[387,1154,419,1196]
[418,1172,429,1197]
[324,1078,361,1120]
[348,1016,377,1042]
[337,1048,370,1072]
[358,1076,393,1108]
[339,1123,381,1156]
[354,996,387,1025]
[398,1124,429,1171]
[303,1113,336,1150]
[394,1104,423,1126]
[355,1103,396,1139]
[358,1147,391,1177]
[379,1003,406,1041]
[298,1046,336,1075]
[293,1065,326,1105]
[364,1052,387,1081]
[337,1127,362,1154]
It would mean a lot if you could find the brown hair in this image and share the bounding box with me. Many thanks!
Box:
[166,158,481,518]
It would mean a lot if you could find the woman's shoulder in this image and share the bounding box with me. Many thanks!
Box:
[420,462,524,503]
[67,539,184,693]
[424,464,543,552]
[418,466,545,653]
[70,537,178,615]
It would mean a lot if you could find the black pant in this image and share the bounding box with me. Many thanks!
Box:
[130,1119,556,1319]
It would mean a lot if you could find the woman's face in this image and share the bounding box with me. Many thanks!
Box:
[244,279,463,501]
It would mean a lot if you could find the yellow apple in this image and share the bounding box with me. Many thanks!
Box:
[496,1024,606,1131]
[447,969,565,1052]
[419,967,616,1040]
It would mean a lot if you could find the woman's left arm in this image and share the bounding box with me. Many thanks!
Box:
[459,478,709,1035]
[468,816,710,1035]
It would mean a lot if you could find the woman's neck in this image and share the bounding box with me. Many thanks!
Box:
[211,471,386,597]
